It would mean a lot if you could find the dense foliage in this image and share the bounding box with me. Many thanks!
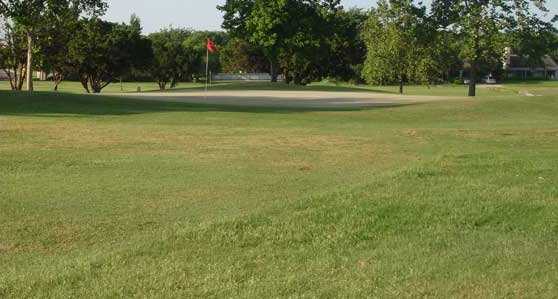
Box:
[68,16,152,93]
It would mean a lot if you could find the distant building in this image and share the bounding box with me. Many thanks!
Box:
[0,70,12,80]
[213,73,284,82]
[503,47,558,80]
[35,70,48,81]
[0,70,49,81]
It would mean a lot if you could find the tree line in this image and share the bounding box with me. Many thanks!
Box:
[1,0,557,96]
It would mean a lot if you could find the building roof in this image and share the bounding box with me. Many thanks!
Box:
[505,54,558,71]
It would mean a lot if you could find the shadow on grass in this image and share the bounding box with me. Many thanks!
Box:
[0,90,418,117]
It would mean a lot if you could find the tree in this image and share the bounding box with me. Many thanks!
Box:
[362,0,436,94]
[0,21,27,90]
[508,3,558,74]
[219,0,362,85]
[551,33,558,62]
[34,7,80,91]
[320,7,367,82]
[148,28,191,90]
[243,0,290,82]
[278,2,368,85]
[275,0,325,85]
[219,0,297,82]
[0,0,107,92]
[219,38,269,73]
[68,17,152,93]
[431,0,556,96]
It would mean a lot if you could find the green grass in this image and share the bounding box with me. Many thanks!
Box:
[1,81,558,297]
[0,80,206,94]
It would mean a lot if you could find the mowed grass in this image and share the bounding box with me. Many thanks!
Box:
[1,81,558,297]
[0,80,206,94]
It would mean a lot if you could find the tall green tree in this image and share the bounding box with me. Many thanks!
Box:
[219,0,316,83]
[34,6,82,90]
[68,17,152,93]
[320,7,368,82]
[0,0,106,92]
[362,0,435,94]
[276,0,326,85]
[432,0,556,96]
[243,0,290,82]
[148,28,191,90]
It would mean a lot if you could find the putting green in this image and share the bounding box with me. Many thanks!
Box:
[109,90,466,108]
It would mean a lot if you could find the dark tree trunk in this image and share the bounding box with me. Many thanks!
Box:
[294,76,302,85]
[91,80,103,93]
[80,75,90,93]
[284,69,292,84]
[468,65,477,97]
[4,66,22,91]
[158,81,167,90]
[17,64,25,91]
[53,72,63,91]
[5,70,15,90]
[270,60,278,83]
[399,78,404,94]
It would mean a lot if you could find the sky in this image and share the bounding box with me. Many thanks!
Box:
[104,0,558,34]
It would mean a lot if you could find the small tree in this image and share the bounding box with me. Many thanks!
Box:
[0,21,27,90]
[362,0,435,94]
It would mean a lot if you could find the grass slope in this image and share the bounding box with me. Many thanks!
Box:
[1,82,557,297]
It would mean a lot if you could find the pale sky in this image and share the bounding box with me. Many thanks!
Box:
[104,0,558,34]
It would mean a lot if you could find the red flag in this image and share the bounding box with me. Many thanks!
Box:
[206,39,217,53]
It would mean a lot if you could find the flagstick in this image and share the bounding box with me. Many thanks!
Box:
[205,45,209,98]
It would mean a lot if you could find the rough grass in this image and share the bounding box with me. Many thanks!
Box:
[1,81,558,297]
